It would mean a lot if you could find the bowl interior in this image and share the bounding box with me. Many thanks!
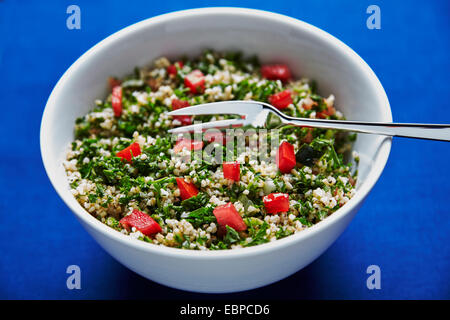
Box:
[41,8,391,251]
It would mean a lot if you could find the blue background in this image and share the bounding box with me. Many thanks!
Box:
[0,0,449,300]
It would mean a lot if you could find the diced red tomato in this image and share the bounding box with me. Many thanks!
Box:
[261,64,291,82]
[223,162,240,181]
[111,85,122,117]
[204,131,225,144]
[167,61,183,76]
[172,98,190,110]
[171,99,192,125]
[276,141,296,173]
[317,106,336,119]
[184,69,205,94]
[108,77,121,90]
[119,209,162,236]
[173,138,204,154]
[176,177,199,200]
[263,193,290,214]
[116,142,141,162]
[268,90,293,109]
[213,203,247,232]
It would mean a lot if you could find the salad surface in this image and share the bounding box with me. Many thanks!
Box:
[64,51,357,250]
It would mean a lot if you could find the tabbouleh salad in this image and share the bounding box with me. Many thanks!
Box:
[64,51,358,250]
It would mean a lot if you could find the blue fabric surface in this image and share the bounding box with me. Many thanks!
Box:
[0,0,449,300]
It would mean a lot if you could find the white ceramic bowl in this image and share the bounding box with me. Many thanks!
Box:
[40,8,392,293]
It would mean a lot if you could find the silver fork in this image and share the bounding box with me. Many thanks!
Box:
[167,100,450,141]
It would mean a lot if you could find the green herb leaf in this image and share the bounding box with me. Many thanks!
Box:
[223,226,241,245]
[181,192,209,211]
[185,207,216,228]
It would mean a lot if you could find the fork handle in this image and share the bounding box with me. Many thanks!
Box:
[283,116,450,141]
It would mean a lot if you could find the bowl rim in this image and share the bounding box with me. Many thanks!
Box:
[40,7,392,259]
